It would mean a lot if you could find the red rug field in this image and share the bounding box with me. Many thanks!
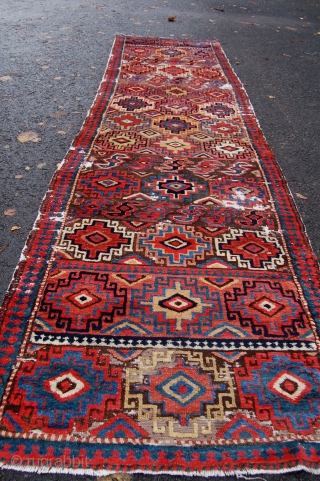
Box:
[0,35,320,476]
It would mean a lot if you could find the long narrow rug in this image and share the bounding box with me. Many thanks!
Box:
[0,35,320,477]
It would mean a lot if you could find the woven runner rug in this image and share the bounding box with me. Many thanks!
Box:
[1,35,320,477]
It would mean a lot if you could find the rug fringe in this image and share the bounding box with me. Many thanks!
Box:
[2,461,320,477]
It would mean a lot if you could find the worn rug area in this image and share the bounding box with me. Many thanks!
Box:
[0,35,320,476]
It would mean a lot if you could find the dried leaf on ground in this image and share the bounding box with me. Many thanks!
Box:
[37,162,46,169]
[168,16,176,21]
[17,131,41,143]
[0,76,12,82]
[15,175,23,179]
[57,130,67,135]
[25,166,31,171]
[51,111,67,118]
[0,243,9,254]
[11,226,21,232]
[4,208,16,216]
[99,474,133,481]
[296,192,308,200]
[268,95,276,99]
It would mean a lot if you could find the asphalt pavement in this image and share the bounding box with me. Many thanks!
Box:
[0,0,320,479]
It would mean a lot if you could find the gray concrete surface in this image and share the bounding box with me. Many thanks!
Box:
[0,0,319,479]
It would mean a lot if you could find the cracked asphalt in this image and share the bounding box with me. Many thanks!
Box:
[0,0,319,479]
